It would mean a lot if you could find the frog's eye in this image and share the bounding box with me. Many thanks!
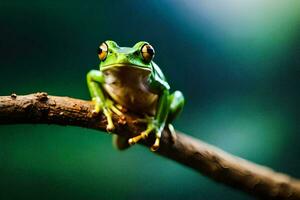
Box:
[98,42,108,61]
[141,44,155,62]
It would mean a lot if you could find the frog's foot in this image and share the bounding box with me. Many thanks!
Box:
[148,124,176,150]
[92,98,125,132]
[128,121,162,152]
[128,125,154,145]
[105,103,127,131]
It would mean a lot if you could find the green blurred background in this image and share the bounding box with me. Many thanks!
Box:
[0,1,299,199]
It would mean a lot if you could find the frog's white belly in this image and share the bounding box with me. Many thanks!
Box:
[102,67,158,115]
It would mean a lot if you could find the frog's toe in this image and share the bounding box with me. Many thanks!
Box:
[132,118,148,124]
[92,97,102,113]
[92,109,99,116]
[92,106,101,117]
[128,137,138,145]
[103,108,115,133]
[110,104,125,118]
[117,118,126,125]
[150,137,160,151]
[132,115,154,124]
[106,123,115,132]
[128,132,147,145]
[116,104,127,113]
[128,125,154,145]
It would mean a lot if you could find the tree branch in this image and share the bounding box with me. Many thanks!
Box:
[0,92,300,199]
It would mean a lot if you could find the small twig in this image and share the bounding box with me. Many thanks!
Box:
[0,92,300,200]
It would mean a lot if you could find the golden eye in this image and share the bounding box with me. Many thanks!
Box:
[98,42,108,61]
[141,44,155,62]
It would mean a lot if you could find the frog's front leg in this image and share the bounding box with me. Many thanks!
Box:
[87,70,125,131]
[128,90,170,151]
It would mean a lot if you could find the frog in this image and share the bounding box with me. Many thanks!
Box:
[87,40,184,151]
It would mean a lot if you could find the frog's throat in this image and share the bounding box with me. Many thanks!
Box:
[100,64,151,72]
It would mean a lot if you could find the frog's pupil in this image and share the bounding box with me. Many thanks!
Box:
[98,48,102,55]
[147,47,154,55]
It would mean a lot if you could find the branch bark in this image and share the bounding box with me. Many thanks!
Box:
[0,92,300,199]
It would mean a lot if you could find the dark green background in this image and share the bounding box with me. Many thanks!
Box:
[0,1,299,199]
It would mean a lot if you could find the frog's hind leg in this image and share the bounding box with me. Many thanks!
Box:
[167,90,184,123]
[166,90,184,142]
[151,90,184,150]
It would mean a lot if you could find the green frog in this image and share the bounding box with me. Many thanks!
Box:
[87,40,184,151]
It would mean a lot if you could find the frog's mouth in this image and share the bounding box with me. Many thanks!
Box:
[100,64,152,73]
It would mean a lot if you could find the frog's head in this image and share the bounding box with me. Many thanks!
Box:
[97,40,155,73]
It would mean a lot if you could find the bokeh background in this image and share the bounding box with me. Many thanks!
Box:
[0,1,299,199]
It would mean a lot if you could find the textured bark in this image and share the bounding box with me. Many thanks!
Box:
[0,92,300,200]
